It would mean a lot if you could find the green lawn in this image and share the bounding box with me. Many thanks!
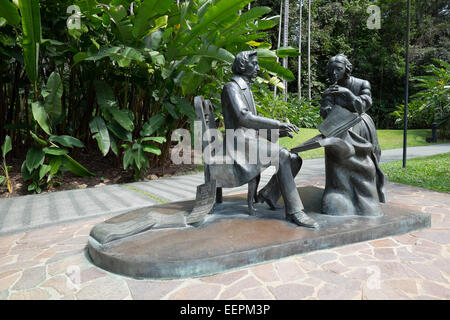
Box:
[380,153,450,193]
[279,129,450,159]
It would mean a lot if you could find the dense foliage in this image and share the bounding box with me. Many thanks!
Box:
[391,59,449,138]
[0,0,299,191]
[254,0,449,128]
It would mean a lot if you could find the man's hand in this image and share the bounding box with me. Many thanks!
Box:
[279,122,299,138]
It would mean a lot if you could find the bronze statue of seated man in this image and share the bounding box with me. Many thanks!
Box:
[208,51,318,229]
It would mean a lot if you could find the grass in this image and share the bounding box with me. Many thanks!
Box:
[279,128,450,159]
[380,153,450,193]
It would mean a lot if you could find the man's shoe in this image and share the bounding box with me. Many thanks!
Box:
[286,211,319,229]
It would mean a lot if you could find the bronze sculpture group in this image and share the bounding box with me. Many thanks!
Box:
[204,51,387,227]
[87,50,425,280]
[89,50,388,247]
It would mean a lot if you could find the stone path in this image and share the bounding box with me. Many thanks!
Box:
[1,144,449,236]
[0,179,449,300]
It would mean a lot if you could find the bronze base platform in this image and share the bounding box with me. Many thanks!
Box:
[87,186,430,279]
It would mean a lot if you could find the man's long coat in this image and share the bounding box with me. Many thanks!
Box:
[208,75,281,188]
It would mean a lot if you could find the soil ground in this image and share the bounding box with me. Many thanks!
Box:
[0,148,201,199]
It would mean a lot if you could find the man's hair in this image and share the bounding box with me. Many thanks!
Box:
[326,54,352,78]
[232,50,258,75]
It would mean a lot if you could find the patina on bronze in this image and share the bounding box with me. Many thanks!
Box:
[292,54,387,216]
[319,54,387,216]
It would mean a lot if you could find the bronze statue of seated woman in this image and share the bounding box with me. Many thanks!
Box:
[318,54,387,216]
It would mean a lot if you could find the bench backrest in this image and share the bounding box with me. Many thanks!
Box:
[194,96,217,182]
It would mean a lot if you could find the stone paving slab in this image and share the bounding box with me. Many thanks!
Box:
[0,180,449,300]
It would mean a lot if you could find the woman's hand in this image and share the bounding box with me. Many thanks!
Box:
[327,85,355,101]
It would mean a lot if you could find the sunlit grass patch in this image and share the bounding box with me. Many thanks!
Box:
[380,152,450,193]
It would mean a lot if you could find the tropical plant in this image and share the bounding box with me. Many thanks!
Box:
[1,135,13,193]
[22,70,94,193]
[68,0,298,176]
[391,59,450,138]
[0,0,300,191]
[254,81,321,129]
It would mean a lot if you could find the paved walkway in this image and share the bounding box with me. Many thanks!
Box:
[0,144,449,236]
[0,179,449,300]
[0,144,449,300]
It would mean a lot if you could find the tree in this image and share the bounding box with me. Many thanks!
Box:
[307,0,311,100]
[274,0,283,97]
[298,0,303,98]
[283,0,289,99]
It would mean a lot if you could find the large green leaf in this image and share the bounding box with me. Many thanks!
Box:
[145,15,168,37]
[276,46,301,58]
[179,44,234,64]
[43,147,69,155]
[0,0,20,26]
[133,0,172,39]
[163,102,179,119]
[107,122,132,142]
[87,46,145,67]
[142,144,161,155]
[63,154,96,177]
[179,70,202,95]
[25,147,44,172]
[31,101,51,135]
[113,47,145,68]
[49,135,84,148]
[30,131,47,146]
[48,156,61,175]
[238,6,271,24]
[141,136,166,144]
[132,143,145,170]
[123,148,133,170]
[1,135,11,158]
[39,164,51,180]
[89,117,110,156]
[256,49,277,59]
[73,47,121,65]
[94,80,117,111]
[108,4,126,23]
[258,58,295,81]
[254,16,279,30]
[21,162,32,181]
[18,0,41,88]
[140,114,165,136]
[110,108,134,131]
[184,0,253,47]
[175,97,195,120]
[43,72,63,119]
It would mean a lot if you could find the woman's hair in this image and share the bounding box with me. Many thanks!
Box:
[232,50,258,75]
[326,54,352,78]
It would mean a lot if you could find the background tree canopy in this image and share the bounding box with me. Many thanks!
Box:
[255,0,449,128]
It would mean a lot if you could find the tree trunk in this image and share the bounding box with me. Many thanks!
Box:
[307,0,311,100]
[298,0,303,100]
[274,1,283,98]
[283,0,289,101]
